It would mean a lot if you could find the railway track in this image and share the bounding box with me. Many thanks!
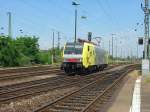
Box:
[0,65,59,74]
[0,66,61,81]
[32,65,136,112]
[0,66,113,90]
[0,64,124,104]
[0,69,61,81]
[0,64,120,81]
[0,71,110,104]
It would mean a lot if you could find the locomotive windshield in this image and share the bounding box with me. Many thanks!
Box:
[64,43,83,54]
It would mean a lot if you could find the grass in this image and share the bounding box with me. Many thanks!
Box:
[144,75,150,83]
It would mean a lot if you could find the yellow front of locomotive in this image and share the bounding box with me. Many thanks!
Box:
[82,42,96,68]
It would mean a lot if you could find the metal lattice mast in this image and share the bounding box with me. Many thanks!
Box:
[111,34,115,59]
[51,30,55,64]
[57,32,60,49]
[142,0,150,59]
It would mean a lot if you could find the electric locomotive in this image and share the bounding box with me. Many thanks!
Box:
[61,39,108,74]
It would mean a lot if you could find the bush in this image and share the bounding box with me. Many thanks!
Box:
[0,36,41,67]
[19,54,31,66]
[15,36,40,64]
[39,51,51,64]
[0,36,21,67]
[0,35,62,67]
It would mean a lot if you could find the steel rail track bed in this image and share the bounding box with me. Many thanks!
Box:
[0,64,118,81]
[0,69,61,81]
[0,65,59,74]
[33,65,137,112]
[0,65,121,104]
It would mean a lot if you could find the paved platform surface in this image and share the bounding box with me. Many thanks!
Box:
[141,77,150,112]
[104,71,138,112]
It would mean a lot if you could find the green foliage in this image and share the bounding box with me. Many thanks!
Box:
[145,76,150,83]
[39,50,51,64]
[0,35,62,67]
[50,47,62,63]
[54,47,61,56]
[19,54,31,66]
[0,36,20,66]
[15,36,40,64]
[0,36,41,67]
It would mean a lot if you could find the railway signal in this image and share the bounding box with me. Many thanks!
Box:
[88,32,92,42]
[138,38,144,45]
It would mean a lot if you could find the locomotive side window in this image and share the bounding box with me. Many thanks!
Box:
[88,46,90,51]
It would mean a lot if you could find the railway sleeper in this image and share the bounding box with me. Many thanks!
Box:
[75,96,96,99]
[77,92,97,96]
[51,105,82,112]
[64,100,89,105]
[69,97,93,102]
[79,90,103,95]
[73,96,95,99]
[48,108,73,112]
[61,102,86,107]
[69,99,93,103]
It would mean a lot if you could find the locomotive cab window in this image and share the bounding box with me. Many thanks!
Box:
[64,43,83,54]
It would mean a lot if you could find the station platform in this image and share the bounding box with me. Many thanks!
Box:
[105,70,138,112]
[104,71,150,112]
[141,76,150,112]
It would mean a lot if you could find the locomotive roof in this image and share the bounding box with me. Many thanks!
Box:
[66,42,83,46]
[66,41,97,46]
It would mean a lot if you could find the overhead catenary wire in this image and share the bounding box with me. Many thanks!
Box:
[96,0,119,30]
[17,0,73,48]
[105,0,121,29]
[18,0,73,34]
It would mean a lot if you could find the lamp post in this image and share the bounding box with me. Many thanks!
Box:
[81,16,87,19]
[7,12,12,38]
[0,27,4,36]
[19,29,23,36]
[72,1,80,43]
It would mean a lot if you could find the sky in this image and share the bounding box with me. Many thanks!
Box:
[0,0,146,57]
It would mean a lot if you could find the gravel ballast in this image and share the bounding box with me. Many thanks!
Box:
[0,87,76,112]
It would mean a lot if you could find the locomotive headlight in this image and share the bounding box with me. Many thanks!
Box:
[63,58,82,62]
[63,58,67,62]
[79,58,82,62]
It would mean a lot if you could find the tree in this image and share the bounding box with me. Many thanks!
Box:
[0,36,20,66]
[0,35,62,67]
[15,36,40,64]
[39,50,51,64]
